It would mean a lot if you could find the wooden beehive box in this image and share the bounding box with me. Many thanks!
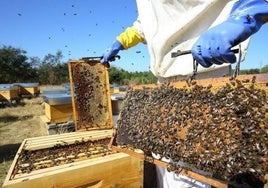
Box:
[40,92,73,125]
[42,102,73,124]
[0,84,19,102]
[110,86,120,94]
[112,74,268,188]
[20,86,39,97]
[14,83,40,97]
[3,130,143,188]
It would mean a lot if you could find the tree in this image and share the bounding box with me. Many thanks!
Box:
[239,68,260,75]
[109,66,124,84]
[108,65,157,85]
[53,63,69,84]
[37,50,68,85]
[0,45,38,83]
[260,65,268,73]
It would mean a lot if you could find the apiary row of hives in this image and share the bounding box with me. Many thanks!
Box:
[0,83,40,105]
[113,74,268,187]
[3,59,143,188]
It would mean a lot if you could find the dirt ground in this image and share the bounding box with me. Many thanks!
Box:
[0,96,48,186]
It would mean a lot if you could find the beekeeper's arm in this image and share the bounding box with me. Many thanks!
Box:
[191,0,268,68]
[101,19,145,64]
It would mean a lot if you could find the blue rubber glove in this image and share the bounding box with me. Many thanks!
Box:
[101,40,124,64]
[191,0,268,68]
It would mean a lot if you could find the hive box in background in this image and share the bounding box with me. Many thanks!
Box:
[40,87,74,135]
[14,83,40,97]
[42,93,73,124]
[0,84,19,103]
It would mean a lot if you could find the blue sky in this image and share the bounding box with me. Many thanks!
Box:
[0,0,267,72]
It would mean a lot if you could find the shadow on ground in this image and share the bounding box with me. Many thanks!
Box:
[0,114,33,124]
[0,143,20,163]
[0,115,20,123]
[0,100,27,108]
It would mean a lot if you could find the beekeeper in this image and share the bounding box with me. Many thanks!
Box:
[102,0,268,81]
[101,0,268,187]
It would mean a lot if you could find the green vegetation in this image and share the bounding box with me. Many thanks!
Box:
[0,45,68,85]
[0,45,267,85]
[108,66,157,85]
[0,45,157,85]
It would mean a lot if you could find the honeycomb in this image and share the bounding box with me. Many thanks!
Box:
[116,77,268,182]
[69,60,112,130]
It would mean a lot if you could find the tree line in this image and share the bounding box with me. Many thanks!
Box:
[0,45,267,85]
[0,46,157,85]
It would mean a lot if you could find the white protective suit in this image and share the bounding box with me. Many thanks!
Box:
[131,1,249,187]
[133,0,249,81]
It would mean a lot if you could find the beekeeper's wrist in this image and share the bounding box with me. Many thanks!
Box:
[116,27,145,49]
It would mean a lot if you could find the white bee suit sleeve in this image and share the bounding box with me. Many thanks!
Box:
[151,154,212,188]
[135,0,250,78]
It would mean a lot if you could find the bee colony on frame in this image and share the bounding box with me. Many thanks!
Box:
[3,59,143,188]
[68,59,114,130]
[112,74,268,187]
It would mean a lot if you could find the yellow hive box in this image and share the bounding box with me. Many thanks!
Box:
[0,85,19,102]
[42,102,73,124]
[14,83,40,97]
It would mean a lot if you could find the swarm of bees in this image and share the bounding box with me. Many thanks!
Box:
[69,60,112,130]
[116,77,268,182]
[12,138,115,177]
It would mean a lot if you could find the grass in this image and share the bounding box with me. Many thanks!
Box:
[0,97,47,186]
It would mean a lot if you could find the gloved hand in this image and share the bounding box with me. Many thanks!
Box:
[101,26,144,64]
[191,0,268,68]
[101,40,124,64]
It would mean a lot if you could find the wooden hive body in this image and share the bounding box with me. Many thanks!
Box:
[19,86,39,97]
[0,85,19,102]
[13,83,40,97]
[43,103,73,124]
[3,131,143,188]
